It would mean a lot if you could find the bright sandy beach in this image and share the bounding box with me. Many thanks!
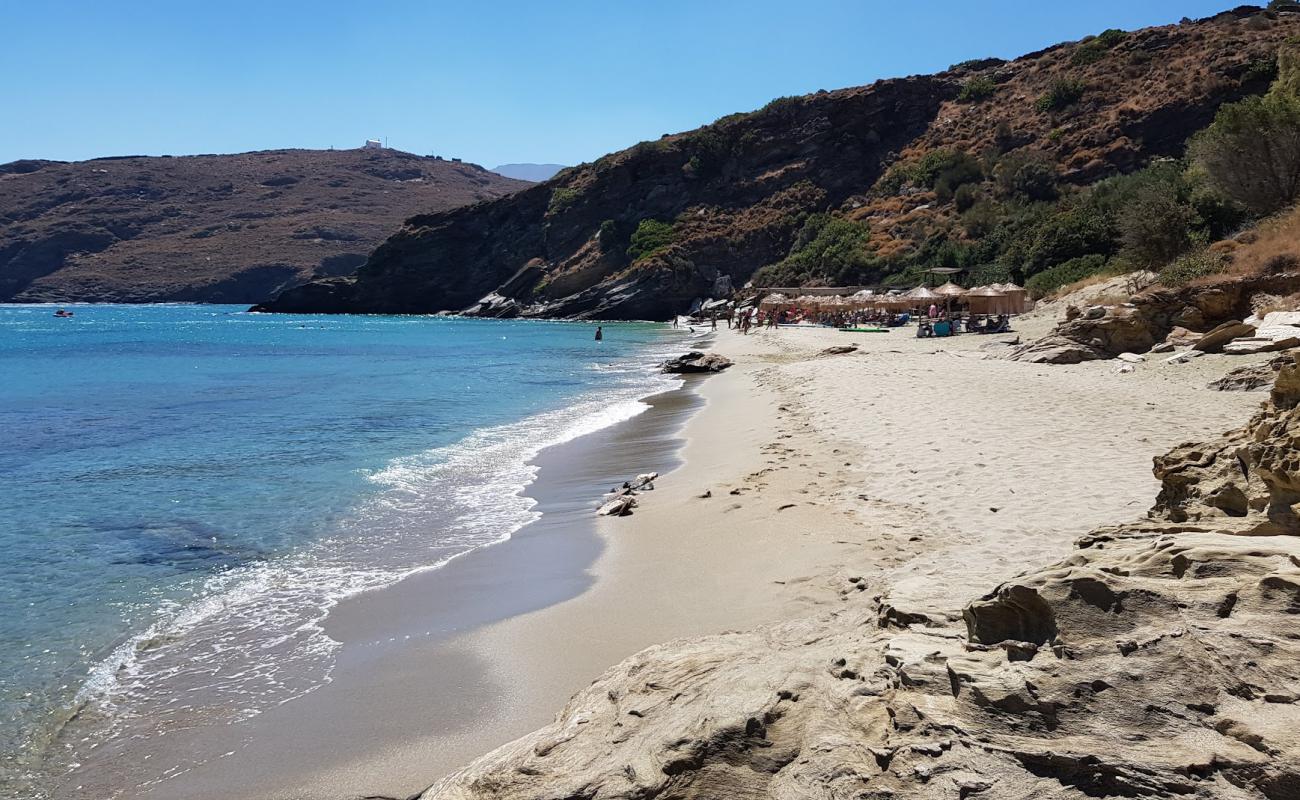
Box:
[113,301,1274,800]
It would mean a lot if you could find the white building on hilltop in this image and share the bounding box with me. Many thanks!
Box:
[363,139,383,149]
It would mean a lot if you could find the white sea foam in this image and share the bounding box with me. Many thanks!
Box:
[70,350,684,761]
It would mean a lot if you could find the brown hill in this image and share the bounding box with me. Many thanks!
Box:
[0,149,528,303]
[258,6,1300,319]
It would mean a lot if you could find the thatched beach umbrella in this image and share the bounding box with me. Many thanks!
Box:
[932,281,966,298]
[904,286,941,301]
[966,285,1009,315]
[993,282,1029,313]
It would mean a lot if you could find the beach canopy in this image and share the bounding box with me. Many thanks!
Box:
[873,295,913,309]
[966,285,1010,315]
[932,281,966,297]
[988,282,1029,313]
[904,286,941,300]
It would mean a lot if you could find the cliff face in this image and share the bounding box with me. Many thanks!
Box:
[418,358,1300,800]
[0,149,527,303]
[259,7,1300,319]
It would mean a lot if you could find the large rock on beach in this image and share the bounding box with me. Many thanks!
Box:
[1193,320,1256,353]
[661,352,733,374]
[419,357,1300,800]
[1012,273,1300,364]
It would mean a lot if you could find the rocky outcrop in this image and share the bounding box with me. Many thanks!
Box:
[259,10,1300,319]
[661,352,733,374]
[0,149,526,303]
[419,360,1300,800]
[1210,356,1289,391]
[1194,321,1258,353]
[1011,272,1300,363]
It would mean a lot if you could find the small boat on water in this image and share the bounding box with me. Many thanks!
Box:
[53,309,74,318]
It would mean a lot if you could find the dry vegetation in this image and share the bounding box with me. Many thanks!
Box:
[1215,205,1300,279]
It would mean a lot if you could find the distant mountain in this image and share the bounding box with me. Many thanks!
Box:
[491,163,566,182]
[0,148,528,303]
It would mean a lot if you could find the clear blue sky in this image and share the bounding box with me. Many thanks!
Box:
[2,0,1237,167]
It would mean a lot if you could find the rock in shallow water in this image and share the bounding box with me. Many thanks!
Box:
[660,352,733,374]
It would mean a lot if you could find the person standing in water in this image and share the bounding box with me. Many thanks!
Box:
[595,326,603,341]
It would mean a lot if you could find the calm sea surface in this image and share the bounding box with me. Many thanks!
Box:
[0,304,687,794]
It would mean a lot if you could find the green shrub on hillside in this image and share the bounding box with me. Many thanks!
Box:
[1118,190,1196,268]
[761,96,802,116]
[879,149,983,196]
[1191,90,1300,214]
[1035,78,1087,112]
[598,219,619,249]
[752,214,873,287]
[994,151,1058,201]
[1095,28,1128,49]
[958,76,997,102]
[548,187,580,214]
[1021,204,1115,271]
[1243,56,1280,85]
[1157,249,1228,287]
[1188,40,1300,214]
[953,183,980,212]
[626,219,677,261]
[950,57,1003,71]
[960,199,1004,237]
[1073,27,1128,64]
[1024,254,1110,298]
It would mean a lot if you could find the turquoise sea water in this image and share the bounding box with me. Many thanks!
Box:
[0,304,687,792]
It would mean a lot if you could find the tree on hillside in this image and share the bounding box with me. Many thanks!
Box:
[1190,42,1300,214]
[1119,190,1195,268]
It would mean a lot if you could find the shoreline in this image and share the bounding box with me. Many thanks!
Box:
[52,349,709,799]
[409,323,1263,797]
[57,317,1272,799]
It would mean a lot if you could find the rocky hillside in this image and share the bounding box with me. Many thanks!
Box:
[0,149,527,303]
[259,6,1300,319]
[420,356,1300,800]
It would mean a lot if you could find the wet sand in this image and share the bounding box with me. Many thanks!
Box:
[57,384,706,799]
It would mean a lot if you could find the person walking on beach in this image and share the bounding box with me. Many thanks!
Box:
[711,313,717,331]
[595,326,603,342]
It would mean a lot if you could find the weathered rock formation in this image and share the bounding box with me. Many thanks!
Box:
[258,9,1300,319]
[1010,272,1300,363]
[0,149,526,303]
[419,361,1300,799]
[1210,357,1288,391]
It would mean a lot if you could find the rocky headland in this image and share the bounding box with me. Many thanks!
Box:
[0,149,527,303]
[258,7,1300,318]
